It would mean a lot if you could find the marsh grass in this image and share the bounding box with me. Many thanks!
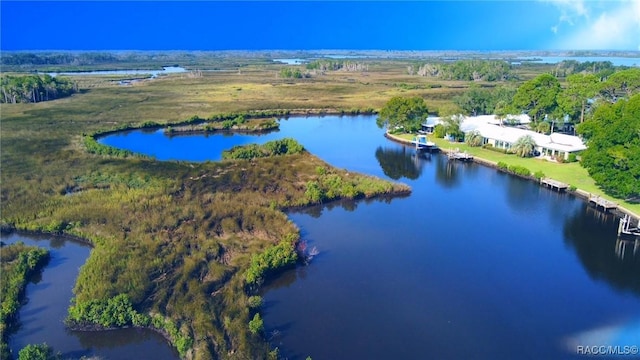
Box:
[0,57,564,358]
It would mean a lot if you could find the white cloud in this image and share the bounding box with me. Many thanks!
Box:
[543,0,589,25]
[544,0,640,50]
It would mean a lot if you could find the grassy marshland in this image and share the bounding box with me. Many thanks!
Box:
[1,55,601,358]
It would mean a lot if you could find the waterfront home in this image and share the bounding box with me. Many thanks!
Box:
[471,123,587,160]
[420,115,586,160]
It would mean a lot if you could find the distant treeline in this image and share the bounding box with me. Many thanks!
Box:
[1,74,77,103]
[409,60,515,81]
[1,52,119,66]
[305,60,369,72]
[408,59,624,82]
[551,60,617,78]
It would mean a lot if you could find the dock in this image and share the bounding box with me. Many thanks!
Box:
[540,178,568,192]
[447,149,473,161]
[589,195,618,211]
[618,214,640,237]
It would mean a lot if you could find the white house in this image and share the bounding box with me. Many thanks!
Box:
[471,124,587,160]
[421,114,587,160]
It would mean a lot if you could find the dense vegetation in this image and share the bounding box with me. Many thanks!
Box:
[376,96,429,133]
[1,74,77,103]
[279,68,306,79]
[453,85,516,116]
[17,343,58,360]
[67,293,193,357]
[550,60,617,78]
[222,138,305,160]
[245,234,298,285]
[411,60,514,81]
[578,93,640,201]
[0,243,50,360]
[305,60,368,73]
[1,52,120,67]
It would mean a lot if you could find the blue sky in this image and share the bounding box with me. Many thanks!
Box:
[1,1,639,51]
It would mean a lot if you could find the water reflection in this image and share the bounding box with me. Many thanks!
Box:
[374,146,424,180]
[616,238,640,260]
[434,155,460,188]
[291,196,403,219]
[563,206,640,295]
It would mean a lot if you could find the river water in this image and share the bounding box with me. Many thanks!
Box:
[16,115,640,359]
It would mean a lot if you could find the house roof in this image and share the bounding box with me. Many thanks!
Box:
[420,114,586,153]
[472,124,587,153]
[422,114,531,130]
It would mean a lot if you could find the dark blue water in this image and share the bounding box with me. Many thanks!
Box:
[98,115,640,359]
[1,233,179,360]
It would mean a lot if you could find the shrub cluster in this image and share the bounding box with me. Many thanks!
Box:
[507,165,531,177]
[222,138,305,160]
[303,169,397,205]
[67,294,193,357]
[17,343,57,360]
[245,234,298,285]
[433,124,446,138]
[534,170,545,180]
[83,135,136,158]
[482,143,508,154]
[340,107,377,115]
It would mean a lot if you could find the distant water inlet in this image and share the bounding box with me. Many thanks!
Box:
[96,115,640,359]
[46,66,188,77]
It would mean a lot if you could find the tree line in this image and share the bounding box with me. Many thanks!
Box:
[454,67,640,125]
[1,74,77,104]
[305,60,368,72]
[409,60,515,82]
[1,52,119,66]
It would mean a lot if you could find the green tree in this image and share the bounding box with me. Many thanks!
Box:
[453,86,492,116]
[535,121,551,134]
[511,135,536,157]
[513,74,561,122]
[558,73,600,123]
[376,96,429,133]
[578,93,640,200]
[18,344,57,360]
[465,130,483,147]
[600,68,640,102]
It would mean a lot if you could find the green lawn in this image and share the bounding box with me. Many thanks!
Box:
[394,133,640,215]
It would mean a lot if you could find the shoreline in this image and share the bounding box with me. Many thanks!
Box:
[384,131,640,221]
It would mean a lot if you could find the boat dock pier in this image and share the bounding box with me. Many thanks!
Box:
[618,214,640,237]
[447,149,473,161]
[540,178,569,192]
[589,195,618,211]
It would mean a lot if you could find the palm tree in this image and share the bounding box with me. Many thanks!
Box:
[465,130,483,147]
[511,135,536,157]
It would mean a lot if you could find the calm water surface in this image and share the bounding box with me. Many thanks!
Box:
[98,116,640,358]
[46,66,187,77]
[1,233,179,360]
